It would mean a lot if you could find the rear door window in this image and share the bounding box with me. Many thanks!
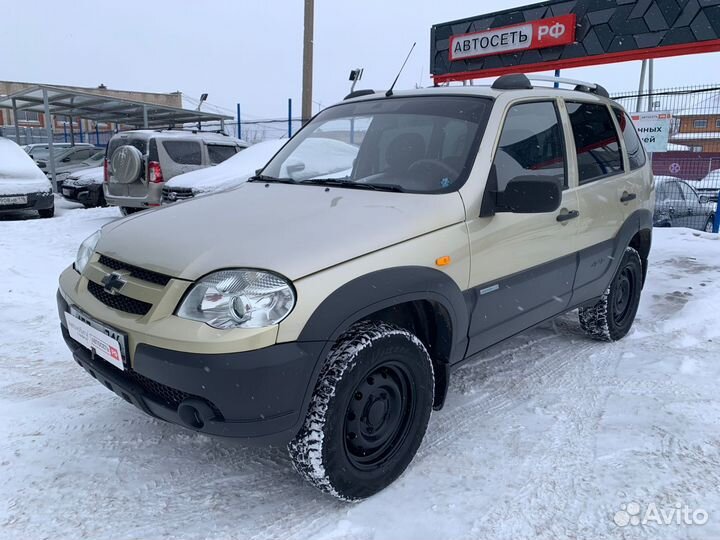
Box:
[566,102,624,184]
[163,141,202,165]
[207,144,238,164]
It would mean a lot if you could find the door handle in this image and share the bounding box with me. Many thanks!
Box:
[556,209,580,222]
[620,192,637,203]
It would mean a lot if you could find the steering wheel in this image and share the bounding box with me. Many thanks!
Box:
[408,159,460,183]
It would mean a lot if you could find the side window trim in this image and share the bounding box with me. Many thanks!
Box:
[564,99,625,185]
[489,98,569,190]
[608,105,631,174]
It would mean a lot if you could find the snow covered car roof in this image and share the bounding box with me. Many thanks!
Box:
[64,166,104,187]
[0,138,52,196]
[165,137,358,196]
[114,129,247,146]
[165,139,287,195]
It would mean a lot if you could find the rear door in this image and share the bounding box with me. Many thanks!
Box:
[465,99,580,354]
[159,139,204,180]
[565,100,627,304]
[677,180,705,229]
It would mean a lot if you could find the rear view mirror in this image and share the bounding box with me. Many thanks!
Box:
[500,176,562,214]
[699,195,709,205]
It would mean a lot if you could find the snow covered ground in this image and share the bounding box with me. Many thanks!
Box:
[1,198,720,540]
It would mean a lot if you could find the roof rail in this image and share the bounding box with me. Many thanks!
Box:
[344,89,376,100]
[491,73,610,98]
[526,75,610,98]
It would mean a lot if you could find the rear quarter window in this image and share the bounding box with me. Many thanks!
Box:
[163,140,202,165]
[207,144,238,164]
[613,108,647,170]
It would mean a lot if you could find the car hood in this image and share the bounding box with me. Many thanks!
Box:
[97,182,466,281]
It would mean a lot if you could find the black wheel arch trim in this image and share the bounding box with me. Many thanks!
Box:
[297,266,469,362]
[296,266,468,413]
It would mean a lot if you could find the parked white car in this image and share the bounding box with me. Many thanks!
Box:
[0,138,54,218]
[162,137,357,203]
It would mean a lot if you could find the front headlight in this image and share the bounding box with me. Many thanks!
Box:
[74,230,101,274]
[177,270,295,329]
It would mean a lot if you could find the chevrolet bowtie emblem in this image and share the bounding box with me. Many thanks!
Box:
[101,271,127,295]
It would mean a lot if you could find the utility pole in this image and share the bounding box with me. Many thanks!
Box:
[302,0,314,124]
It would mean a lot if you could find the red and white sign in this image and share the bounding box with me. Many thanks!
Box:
[449,14,577,62]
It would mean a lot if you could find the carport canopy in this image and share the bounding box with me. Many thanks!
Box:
[0,84,233,191]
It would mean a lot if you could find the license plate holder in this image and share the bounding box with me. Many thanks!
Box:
[0,195,27,205]
[67,306,129,371]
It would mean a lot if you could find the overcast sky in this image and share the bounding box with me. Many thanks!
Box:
[4,0,720,121]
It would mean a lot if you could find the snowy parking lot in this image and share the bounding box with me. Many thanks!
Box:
[2,198,720,540]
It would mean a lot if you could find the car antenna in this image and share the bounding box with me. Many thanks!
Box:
[386,42,416,97]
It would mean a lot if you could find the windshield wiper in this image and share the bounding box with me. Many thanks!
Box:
[248,175,298,184]
[302,178,405,192]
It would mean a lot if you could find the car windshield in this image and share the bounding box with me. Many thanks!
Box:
[259,96,492,193]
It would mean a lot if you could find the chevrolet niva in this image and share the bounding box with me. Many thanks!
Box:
[57,74,654,500]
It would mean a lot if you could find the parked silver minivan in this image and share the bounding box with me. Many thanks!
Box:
[103,130,247,215]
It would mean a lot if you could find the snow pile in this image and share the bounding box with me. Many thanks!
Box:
[0,137,52,195]
[166,139,286,194]
[64,166,104,187]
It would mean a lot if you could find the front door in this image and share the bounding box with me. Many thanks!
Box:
[465,100,580,355]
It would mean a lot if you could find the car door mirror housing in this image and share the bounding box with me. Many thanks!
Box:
[498,177,562,214]
[699,195,709,205]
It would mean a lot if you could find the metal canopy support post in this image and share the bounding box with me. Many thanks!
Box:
[554,69,561,88]
[11,99,20,143]
[636,59,647,112]
[288,98,293,138]
[143,105,149,128]
[69,116,75,145]
[648,59,655,111]
[236,103,241,139]
[42,89,57,193]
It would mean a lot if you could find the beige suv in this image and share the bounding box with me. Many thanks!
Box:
[57,74,654,501]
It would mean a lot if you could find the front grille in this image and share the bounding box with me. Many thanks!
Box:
[126,369,223,419]
[88,280,152,316]
[98,255,171,286]
[162,186,194,203]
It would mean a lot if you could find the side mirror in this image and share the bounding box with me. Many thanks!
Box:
[286,161,305,176]
[499,176,562,214]
[699,195,709,205]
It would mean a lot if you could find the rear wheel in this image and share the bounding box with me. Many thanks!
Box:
[288,321,434,501]
[120,206,141,216]
[579,247,642,342]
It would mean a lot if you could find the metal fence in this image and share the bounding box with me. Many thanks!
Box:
[0,125,115,147]
[612,84,720,232]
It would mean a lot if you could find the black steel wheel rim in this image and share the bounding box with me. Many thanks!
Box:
[343,360,416,470]
[612,265,636,326]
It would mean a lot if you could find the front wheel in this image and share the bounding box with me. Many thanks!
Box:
[288,321,434,501]
[38,206,55,218]
[579,246,642,342]
[704,216,714,233]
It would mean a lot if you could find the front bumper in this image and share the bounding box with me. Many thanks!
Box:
[57,289,325,444]
[0,191,53,212]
